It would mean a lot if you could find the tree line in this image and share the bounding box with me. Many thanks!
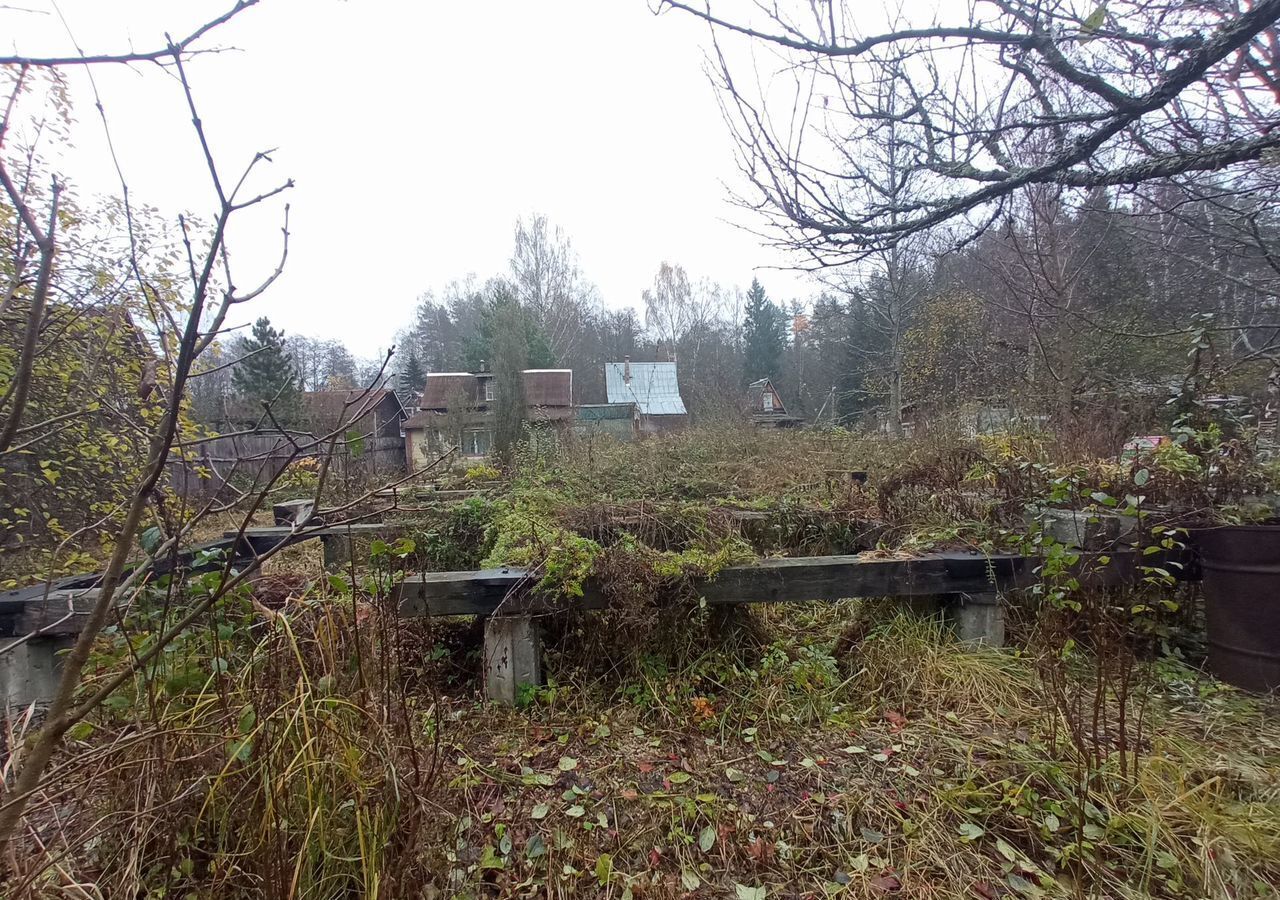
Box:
[196,180,1280,453]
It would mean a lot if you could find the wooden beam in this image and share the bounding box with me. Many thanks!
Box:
[228,523,403,556]
[395,549,1170,619]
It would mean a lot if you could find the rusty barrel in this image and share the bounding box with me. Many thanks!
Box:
[1196,525,1280,693]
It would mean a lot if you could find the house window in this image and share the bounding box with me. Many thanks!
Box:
[762,392,774,411]
[462,428,493,457]
[484,381,495,402]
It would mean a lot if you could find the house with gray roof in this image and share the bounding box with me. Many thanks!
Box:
[604,358,688,435]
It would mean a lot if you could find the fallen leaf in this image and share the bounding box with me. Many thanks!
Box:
[620,788,638,801]
[531,803,549,820]
[558,756,578,772]
[637,760,654,774]
[885,710,908,731]
[870,873,902,894]
[735,885,766,900]
[699,825,716,852]
[747,836,775,863]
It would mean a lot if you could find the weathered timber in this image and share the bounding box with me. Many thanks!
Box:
[0,526,398,635]
[0,534,251,613]
[1,590,102,637]
[396,550,1153,619]
[373,487,484,503]
[229,523,402,557]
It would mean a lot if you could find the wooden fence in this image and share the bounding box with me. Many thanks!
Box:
[166,433,405,499]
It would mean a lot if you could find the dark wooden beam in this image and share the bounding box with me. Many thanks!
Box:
[395,549,1162,619]
[228,523,403,555]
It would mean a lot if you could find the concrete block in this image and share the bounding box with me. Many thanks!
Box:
[483,616,542,705]
[949,591,1005,647]
[1035,508,1137,550]
[0,637,71,714]
[273,499,317,527]
[321,534,352,571]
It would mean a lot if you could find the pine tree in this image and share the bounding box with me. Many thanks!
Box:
[742,277,786,385]
[400,348,426,398]
[463,286,554,372]
[231,317,301,420]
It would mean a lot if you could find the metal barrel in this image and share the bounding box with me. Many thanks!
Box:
[1196,525,1280,693]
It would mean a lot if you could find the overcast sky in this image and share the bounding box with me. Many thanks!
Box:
[4,0,813,358]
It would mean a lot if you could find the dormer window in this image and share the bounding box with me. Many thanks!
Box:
[484,381,495,402]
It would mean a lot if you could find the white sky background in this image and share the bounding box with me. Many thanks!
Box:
[4,0,817,358]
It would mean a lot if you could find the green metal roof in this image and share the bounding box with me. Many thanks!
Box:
[576,403,635,422]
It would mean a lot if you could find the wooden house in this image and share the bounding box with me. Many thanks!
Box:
[744,378,802,428]
[403,369,573,464]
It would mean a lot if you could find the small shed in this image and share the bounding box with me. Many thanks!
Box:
[304,388,408,470]
[605,359,688,435]
[573,403,638,442]
[744,378,802,428]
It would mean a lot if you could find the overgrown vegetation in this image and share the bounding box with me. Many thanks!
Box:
[7,425,1277,898]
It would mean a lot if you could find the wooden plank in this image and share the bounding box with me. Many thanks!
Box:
[0,535,246,611]
[230,523,403,555]
[395,549,1173,619]
[4,590,101,637]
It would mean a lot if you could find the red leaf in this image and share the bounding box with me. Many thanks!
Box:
[885,710,908,731]
[870,873,902,894]
[747,836,775,863]
[648,848,663,868]
[973,881,999,900]
[638,760,655,774]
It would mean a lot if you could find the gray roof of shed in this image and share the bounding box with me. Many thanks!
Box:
[605,362,687,416]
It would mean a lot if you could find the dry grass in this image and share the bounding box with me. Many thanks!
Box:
[6,427,1279,899]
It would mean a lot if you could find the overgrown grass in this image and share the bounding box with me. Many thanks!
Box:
[8,427,1279,898]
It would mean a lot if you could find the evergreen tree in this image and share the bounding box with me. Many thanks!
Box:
[463,285,554,372]
[742,277,786,384]
[491,301,528,459]
[400,348,426,398]
[231,317,300,420]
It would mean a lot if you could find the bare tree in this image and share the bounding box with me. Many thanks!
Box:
[662,0,1280,260]
[510,214,598,361]
[0,4,370,858]
[642,261,728,355]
